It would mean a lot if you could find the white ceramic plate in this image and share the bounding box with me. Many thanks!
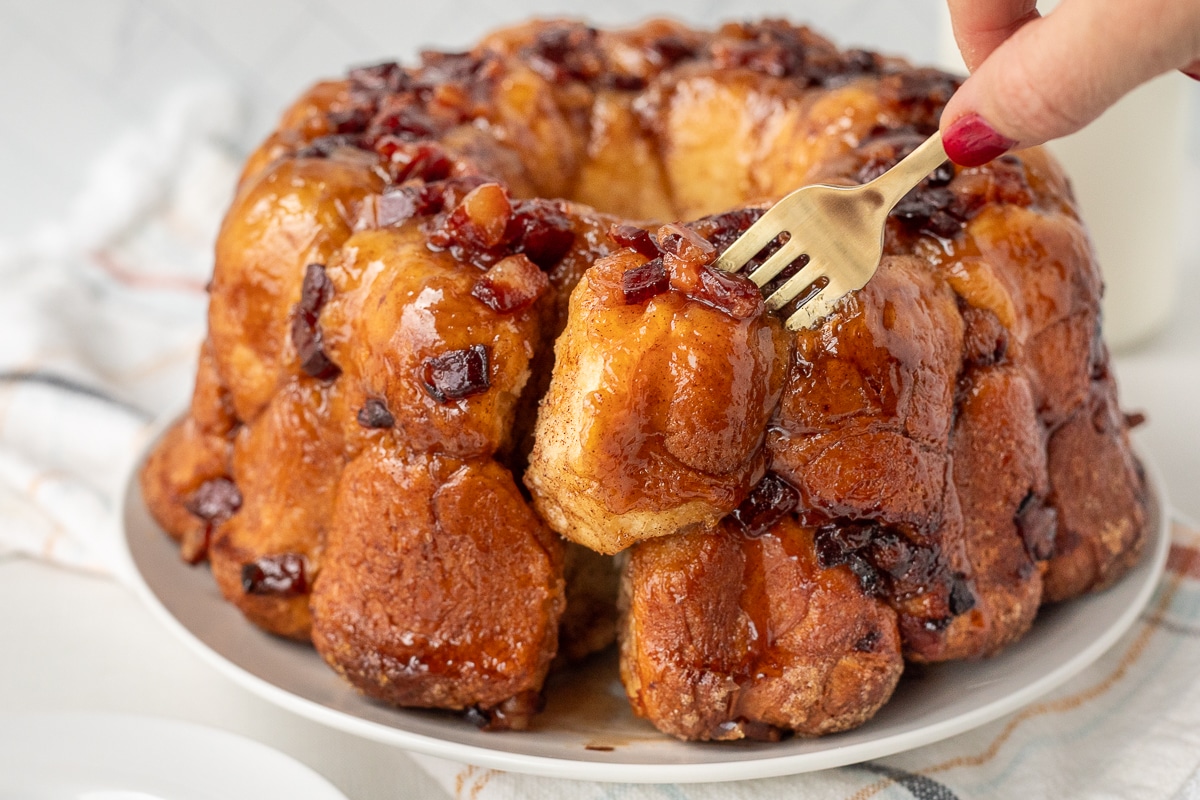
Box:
[0,711,348,799]
[120,439,1169,784]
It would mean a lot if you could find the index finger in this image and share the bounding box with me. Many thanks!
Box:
[948,0,1040,71]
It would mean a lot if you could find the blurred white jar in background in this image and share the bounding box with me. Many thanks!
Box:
[937,2,1190,351]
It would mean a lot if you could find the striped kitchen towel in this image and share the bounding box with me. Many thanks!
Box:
[0,83,239,575]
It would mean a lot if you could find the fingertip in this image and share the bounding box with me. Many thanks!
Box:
[943,0,1198,152]
[941,113,1019,167]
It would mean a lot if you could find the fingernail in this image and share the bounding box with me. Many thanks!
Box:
[942,113,1018,167]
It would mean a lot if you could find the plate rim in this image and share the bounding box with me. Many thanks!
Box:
[0,709,349,799]
[118,419,1171,784]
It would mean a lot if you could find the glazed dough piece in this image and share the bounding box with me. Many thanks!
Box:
[140,340,237,562]
[311,442,564,720]
[959,163,1147,603]
[620,518,903,740]
[208,378,343,640]
[557,543,622,664]
[321,218,544,460]
[208,157,383,423]
[526,225,789,555]
[1043,372,1147,601]
[922,365,1050,661]
[767,255,971,659]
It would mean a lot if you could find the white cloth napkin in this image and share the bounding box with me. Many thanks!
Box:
[0,82,238,576]
[4,87,1200,800]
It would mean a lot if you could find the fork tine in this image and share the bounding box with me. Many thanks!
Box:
[783,283,839,331]
[742,236,809,288]
[763,262,828,311]
[781,271,861,330]
[712,201,799,274]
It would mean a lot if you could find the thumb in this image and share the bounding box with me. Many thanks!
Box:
[940,0,1200,166]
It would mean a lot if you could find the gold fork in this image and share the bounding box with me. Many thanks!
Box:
[713,130,948,331]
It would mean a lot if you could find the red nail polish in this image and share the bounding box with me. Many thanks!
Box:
[943,114,1018,167]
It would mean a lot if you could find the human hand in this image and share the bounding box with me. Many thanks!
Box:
[939,0,1200,166]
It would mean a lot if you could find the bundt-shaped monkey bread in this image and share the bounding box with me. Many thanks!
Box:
[141,18,1148,741]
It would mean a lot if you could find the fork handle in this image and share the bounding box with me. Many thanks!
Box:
[868,130,948,209]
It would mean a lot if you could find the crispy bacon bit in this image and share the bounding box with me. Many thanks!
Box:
[814,521,879,568]
[814,521,957,606]
[374,138,454,183]
[846,554,883,596]
[651,222,764,318]
[327,106,372,134]
[298,262,334,313]
[291,317,340,380]
[182,477,242,564]
[368,95,441,141]
[442,183,512,249]
[472,254,549,313]
[348,61,411,95]
[854,629,882,652]
[692,266,764,319]
[948,573,977,615]
[185,477,242,522]
[291,264,341,381]
[418,50,491,86]
[657,222,717,267]
[691,207,766,254]
[711,23,813,79]
[357,398,395,429]
[1014,493,1057,561]
[525,24,605,83]
[891,186,966,239]
[728,472,799,537]
[510,200,575,269]
[295,133,370,160]
[378,176,488,229]
[608,223,660,258]
[709,21,871,85]
[649,34,699,66]
[421,345,491,403]
[621,258,669,304]
[868,529,943,598]
[926,160,956,188]
[241,553,309,597]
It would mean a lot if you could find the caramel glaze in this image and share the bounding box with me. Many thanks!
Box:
[621,518,904,740]
[140,18,1147,738]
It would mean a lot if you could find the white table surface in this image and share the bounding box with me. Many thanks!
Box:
[0,563,453,799]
